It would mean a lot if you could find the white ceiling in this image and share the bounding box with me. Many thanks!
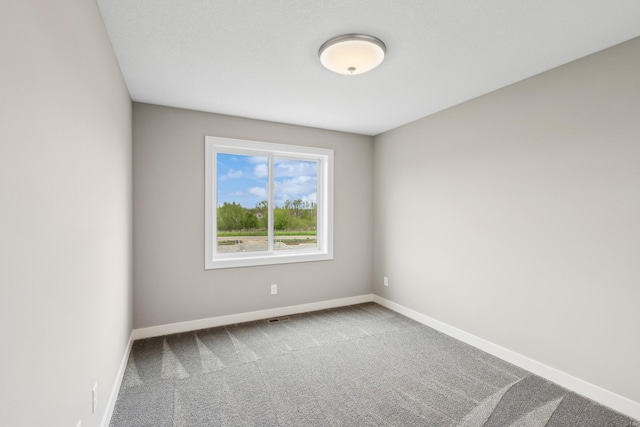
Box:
[96,1,640,136]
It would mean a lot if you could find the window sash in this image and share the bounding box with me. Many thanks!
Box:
[205,136,333,269]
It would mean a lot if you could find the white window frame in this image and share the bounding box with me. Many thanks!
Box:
[205,136,334,269]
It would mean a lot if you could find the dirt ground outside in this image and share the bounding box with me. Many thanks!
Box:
[217,235,317,253]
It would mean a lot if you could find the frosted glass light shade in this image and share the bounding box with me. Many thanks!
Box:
[319,34,386,75]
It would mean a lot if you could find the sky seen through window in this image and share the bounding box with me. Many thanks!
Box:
[217,153,317,209]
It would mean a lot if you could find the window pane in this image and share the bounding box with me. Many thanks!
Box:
[216,153,268,253]
[273,158,318,251]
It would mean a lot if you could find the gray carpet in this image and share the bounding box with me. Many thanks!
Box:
[110,303,639,426]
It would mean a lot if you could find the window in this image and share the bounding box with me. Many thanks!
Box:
[205,136,333,269]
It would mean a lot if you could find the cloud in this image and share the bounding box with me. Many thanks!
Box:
[274,176,317,206]
[254,164,268,178]
[303,192,317,204]
[220,169,243,181]
[247,156,268,164]
[250,159,317,179]
[275,176,316,194]
[274,159,317,178]
[248,187,268,198]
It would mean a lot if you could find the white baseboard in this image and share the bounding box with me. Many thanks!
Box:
[132,294,374,340]
[372,295,640,420]
[101,331,134,427]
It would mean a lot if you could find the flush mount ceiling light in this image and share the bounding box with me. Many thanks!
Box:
[319,34,386,75]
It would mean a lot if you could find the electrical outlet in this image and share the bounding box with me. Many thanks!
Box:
[271,284,277,295]
[92,383,98,414]
[383,277,389,287]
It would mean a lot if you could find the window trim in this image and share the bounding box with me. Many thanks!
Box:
[205,136,333,269]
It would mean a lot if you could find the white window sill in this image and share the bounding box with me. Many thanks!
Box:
[205,250,333,270]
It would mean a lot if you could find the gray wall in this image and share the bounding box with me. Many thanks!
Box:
[133,103,373,328]
[0,1,132,426]
[373,37,640,404]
